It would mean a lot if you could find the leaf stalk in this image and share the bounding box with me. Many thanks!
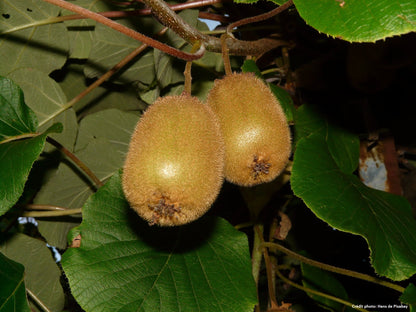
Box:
[23,208,82,217]
[275,266,370,312]
[263,241,406,293]
[46,137,103,188]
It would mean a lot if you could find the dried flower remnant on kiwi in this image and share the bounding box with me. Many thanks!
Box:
[122,95,224,226]
[251,155,271,180]
[148,196,181,226]
[206,72,291,187]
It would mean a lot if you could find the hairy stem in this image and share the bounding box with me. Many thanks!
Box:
[275,266,370,312]
[221,34,232,75]
[263,241,406,293]
[141,0,289,57]
[46,137,103,188]
[42,0,205,61]
[183,42,201,95]
[226,0,294,34]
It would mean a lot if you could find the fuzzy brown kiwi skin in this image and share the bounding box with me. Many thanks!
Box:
[206,72,291,187]
[122,94,224,226]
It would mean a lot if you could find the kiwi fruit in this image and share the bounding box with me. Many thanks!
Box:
[206,72,291,187]
[122,94,224,226]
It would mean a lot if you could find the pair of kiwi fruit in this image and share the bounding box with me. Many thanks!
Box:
[122,72,291,226]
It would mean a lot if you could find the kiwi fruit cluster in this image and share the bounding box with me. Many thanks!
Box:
[123,72,291,226]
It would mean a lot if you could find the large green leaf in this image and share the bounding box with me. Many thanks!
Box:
[83,19,157,85]
[291,105,416,281]
[34,109,139,206]
[0,76,62,215]
[7,68,77,151]
[62,171,257,312]
[55,63,145,116]
[0,234,65,312]
[293,0,416,42]
[0,76,37,141]
[62,0,113,59]
[0,0,69,74]
[0,253,30,312]
[0,123,62,216]
[0,134,48,215]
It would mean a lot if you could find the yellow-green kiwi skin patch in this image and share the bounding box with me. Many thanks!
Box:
[206,72,291,187]
[122,95,225,226]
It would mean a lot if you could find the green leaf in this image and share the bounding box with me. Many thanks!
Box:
[269,84,295,123]
[0,76,37,141]
[293,0,416,42]
[0,0,69,74]
[62,171,257,312]
[74,108,140,152]
[0,253,30,312]
[241,60,295,122]
[34,109,139,207]
[84,20,157,84]
[0,124,62,216]
[56,63,145,116]
[0,76,62,215]
[400,284,416,311]
[301,262,355,311]
[7,68,77,152]
[291,105,416,281]
[241,59,262,77]
[0,234,65,312]
[38,218,81,251]
[62,0,113,59]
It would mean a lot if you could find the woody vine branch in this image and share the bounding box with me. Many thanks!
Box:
[41,0,292,59]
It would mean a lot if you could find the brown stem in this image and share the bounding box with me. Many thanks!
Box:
[263,241,406,293]
[275,267,370,312]
[62,0,229,21]
[183,42,201,95]
[141,0,288,57]
[226,0,294,34]
[221,34,232,75]
[254,225,278,308]
[42,0,205,61]
[46,137,103,188]
[198,12,231,23]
